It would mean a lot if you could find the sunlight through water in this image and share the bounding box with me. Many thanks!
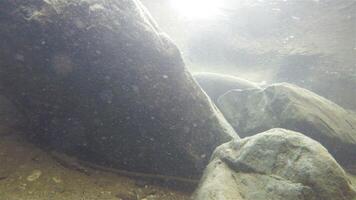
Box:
[170,0,224,20]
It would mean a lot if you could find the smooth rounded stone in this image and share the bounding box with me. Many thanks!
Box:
[192,128,356,200]
[217,83,356,166]
[0,0,237,178]
[27,170,42,182]
[193,72,261,103]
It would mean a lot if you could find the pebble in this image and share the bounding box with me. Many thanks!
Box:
[26,170,42,182]
[52,176,62,183]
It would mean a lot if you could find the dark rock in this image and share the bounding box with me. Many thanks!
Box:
[0,95,24,130]
[0,0,237,178]
[193,128,356,200]
[217,83,356,166]
[193,72,261,103]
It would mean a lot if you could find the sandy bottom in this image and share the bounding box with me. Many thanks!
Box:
[0,126,191,200]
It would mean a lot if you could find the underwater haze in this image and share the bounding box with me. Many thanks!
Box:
[0,0,355,199]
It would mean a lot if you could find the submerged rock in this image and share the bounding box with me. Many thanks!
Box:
[193,72,261,103]
[0,0,237,178]
[217,83,356,166]
[193,128,356,200]
[0,95,24,130]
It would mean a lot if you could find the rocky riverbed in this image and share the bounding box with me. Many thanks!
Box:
[0,126,191,200]
[0,0,355,199]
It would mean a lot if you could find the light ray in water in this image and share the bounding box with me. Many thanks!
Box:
[169,0,225,20]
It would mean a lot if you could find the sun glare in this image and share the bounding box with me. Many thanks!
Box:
[170,0,223,20]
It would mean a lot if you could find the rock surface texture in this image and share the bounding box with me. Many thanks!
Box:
[0,0,237,178]
[217,83,356,166]
[193,128,356,200]
[0,95,24,130]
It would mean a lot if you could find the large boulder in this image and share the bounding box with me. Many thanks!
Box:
[217,83,356,166]
[0,0,237,178]
[193,128,356,200]
[0,94,24,131]
[193,72,261,102]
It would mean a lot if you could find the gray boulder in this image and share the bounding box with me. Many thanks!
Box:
[193,128,356,200]
[217,83,356,166]
[0,95,24,130]
[193,72,261,102]
[0,0,237,177]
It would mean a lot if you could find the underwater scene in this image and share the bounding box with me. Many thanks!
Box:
[0,0,355,199]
